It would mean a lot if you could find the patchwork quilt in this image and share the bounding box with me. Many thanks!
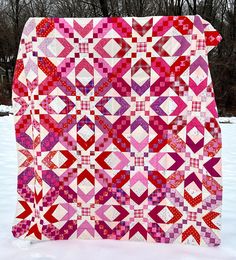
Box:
[11,15,222,246]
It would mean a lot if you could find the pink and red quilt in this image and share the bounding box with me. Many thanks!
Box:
[11,15,222,246]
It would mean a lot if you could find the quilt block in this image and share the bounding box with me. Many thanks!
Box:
[11,15,222,246]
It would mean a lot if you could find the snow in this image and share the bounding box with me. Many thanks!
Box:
[0,105,13,114]
[0,115,236,260]
[219,117,236,124]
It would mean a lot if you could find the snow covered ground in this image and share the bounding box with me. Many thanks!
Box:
[0,115,235,260]
[0,105,13,114]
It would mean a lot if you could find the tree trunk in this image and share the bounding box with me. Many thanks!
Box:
[99,0,109,17]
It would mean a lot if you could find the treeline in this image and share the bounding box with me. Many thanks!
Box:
[0,0,235,115]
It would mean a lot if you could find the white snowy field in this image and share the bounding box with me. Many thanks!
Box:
[0,114,235,260]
